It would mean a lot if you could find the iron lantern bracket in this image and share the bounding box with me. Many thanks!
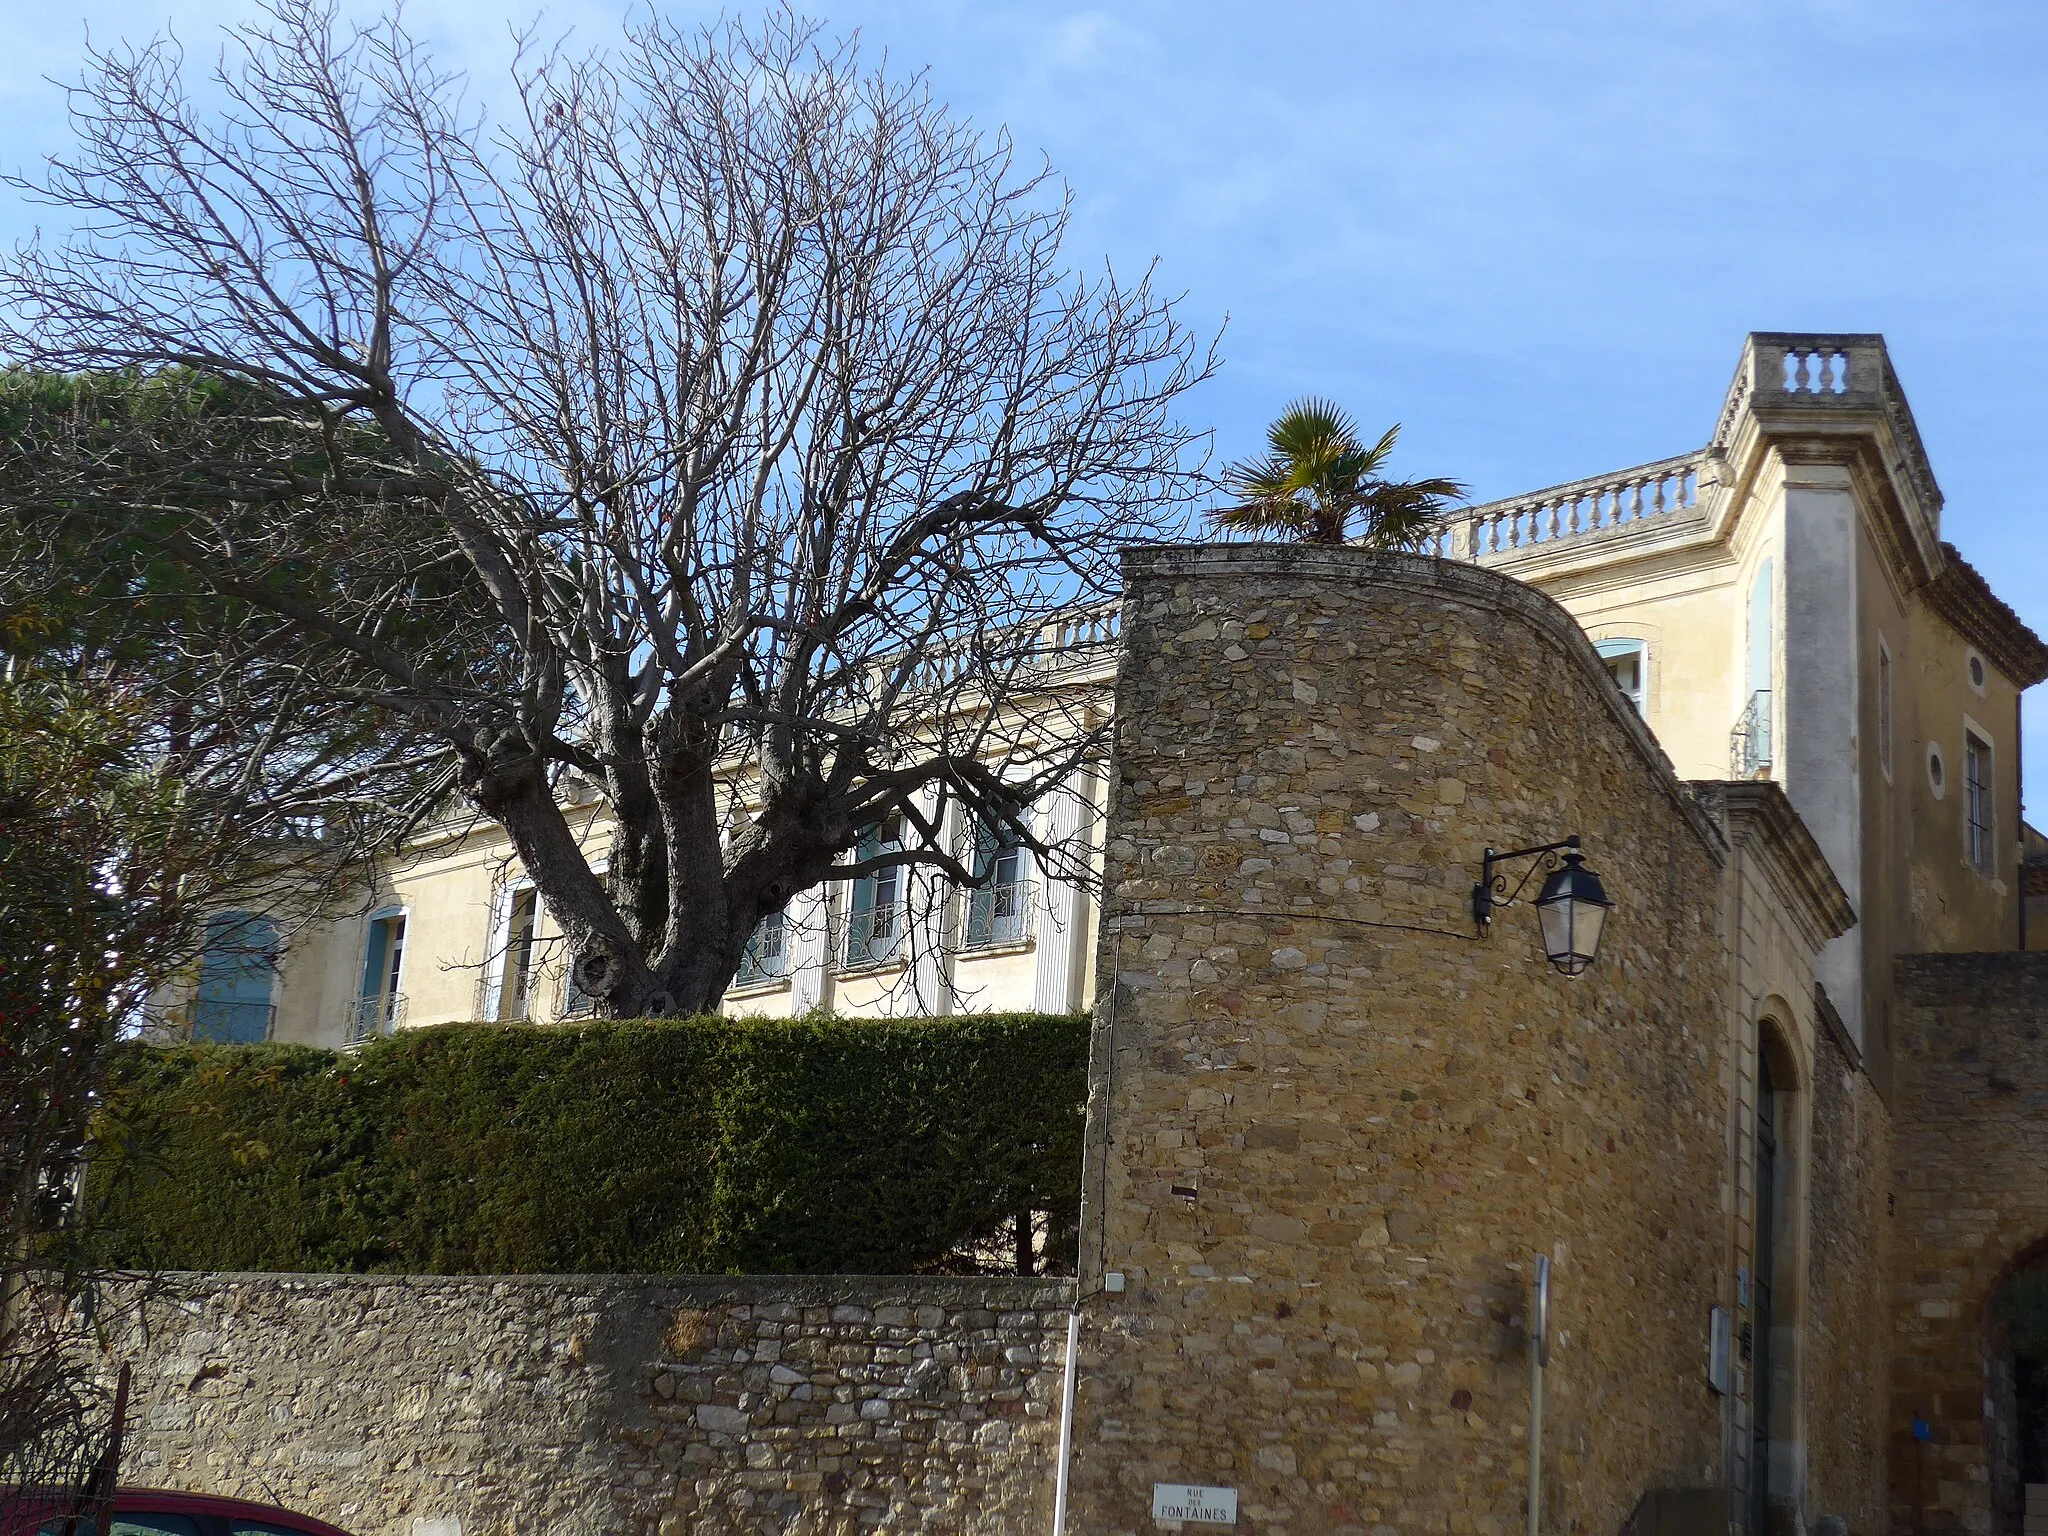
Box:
[1472,835,1582,936]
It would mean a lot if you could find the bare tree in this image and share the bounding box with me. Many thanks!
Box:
[0,4,1211,1016]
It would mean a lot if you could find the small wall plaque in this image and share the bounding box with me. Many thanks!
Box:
[1708,1306,1731,1395]
[1152,1484,1238,1526]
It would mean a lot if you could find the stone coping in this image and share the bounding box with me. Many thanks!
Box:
[1691,779,1859,952]
[121,1270,1078,1306]
[1894,951,2048,988]
[1119,542,1728,864]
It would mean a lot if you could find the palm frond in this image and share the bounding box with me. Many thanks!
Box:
[1211,402,1463,547]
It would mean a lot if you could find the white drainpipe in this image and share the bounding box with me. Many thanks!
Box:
[1051,1309,1082,1535]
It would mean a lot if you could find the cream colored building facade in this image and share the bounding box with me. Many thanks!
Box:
[164,332,2044,1063]
[1457,332,2045,1088]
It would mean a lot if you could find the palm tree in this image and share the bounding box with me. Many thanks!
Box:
[1213,399,1465,548]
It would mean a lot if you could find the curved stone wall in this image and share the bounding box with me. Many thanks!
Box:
[1069,546,1733,1536]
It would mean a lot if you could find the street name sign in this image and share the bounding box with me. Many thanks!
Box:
[1152,1484,1238,1526]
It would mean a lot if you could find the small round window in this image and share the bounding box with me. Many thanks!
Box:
[1927,742,1946,798]
[1968,652,1987,692]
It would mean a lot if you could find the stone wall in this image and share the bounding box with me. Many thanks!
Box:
[1067,547,1734,1536]
[102,1272,1072,1536]
[1889,952,2048,1536]
[1801,1000,1892,1535]
[1689,780,1867,1535]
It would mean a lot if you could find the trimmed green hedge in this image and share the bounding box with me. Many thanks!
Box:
[88,1012,1087,1276]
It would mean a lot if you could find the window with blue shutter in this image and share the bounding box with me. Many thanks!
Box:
[845,816,904,966]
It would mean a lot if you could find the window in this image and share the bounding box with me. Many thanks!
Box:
[963,815,1031,949]
[1966,732,1994,873]
[498,887,540,1020]
[560,960,597,1018]
[736,905,788,985]
[1968,650,1988,693]
[1743,559,1774,769]
[556,858,610,1018]
[351,910,407,1042]
[1594,639,1646,714]
[845,815,905,967]
[1877,638,1893,780]
[192,911,279,1044]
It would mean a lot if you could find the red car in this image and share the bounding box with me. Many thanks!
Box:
[3,1487,356,1536]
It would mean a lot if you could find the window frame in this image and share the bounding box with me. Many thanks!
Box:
[1963,724,1995,875]
[734,904,790,988]
[843,815,908,969]
[496,882,541,1020]
[1593,637,1648,715]
[353,905,409,1039]
[961,811,1033,952]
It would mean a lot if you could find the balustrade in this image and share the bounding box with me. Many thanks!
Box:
[1459,451,1705,559]
[1045,605,1120,652]
[1749,333,1880,402]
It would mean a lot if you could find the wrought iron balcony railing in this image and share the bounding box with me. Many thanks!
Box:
[843,904,905,969]
[961,879,1033,950]
[344,992,407,1045]
[735,911,789,987]
[1730,690,1773,780]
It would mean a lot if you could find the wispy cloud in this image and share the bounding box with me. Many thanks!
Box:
[4,0,2044,798]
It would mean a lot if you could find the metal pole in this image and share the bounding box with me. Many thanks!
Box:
[1051,1310,1081,1536]
[91,1363,132,1536]
[1528,1255,1550,1536]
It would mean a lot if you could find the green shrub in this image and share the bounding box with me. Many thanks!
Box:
[87,1012,1087,1276]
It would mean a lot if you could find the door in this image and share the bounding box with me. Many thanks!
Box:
[1751,1056,1778,1536]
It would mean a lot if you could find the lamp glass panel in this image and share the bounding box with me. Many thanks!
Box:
[1538,892,1574,963]
[1570,898,1607,964]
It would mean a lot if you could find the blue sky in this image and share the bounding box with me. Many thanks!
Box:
[4,0,2045,812]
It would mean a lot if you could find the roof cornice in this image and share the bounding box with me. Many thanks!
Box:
[1686,778,1858,954]
[1923,543,2048,688]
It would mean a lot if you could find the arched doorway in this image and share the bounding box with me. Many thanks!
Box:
[1752,1051,1780,1535]
[1748,1020,1805,1536]
[1985,1254,2048,1535]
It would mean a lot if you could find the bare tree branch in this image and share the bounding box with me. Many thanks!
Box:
[0,2,1214,1015]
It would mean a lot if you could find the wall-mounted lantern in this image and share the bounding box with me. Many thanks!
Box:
[1472,835,1613,976]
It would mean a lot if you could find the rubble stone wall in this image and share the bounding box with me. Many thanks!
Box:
[1068,547,1734,1536]
[1801,1010,1892,1535]
[1889,952,2048,1536]
[103,1272,1072,1536]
